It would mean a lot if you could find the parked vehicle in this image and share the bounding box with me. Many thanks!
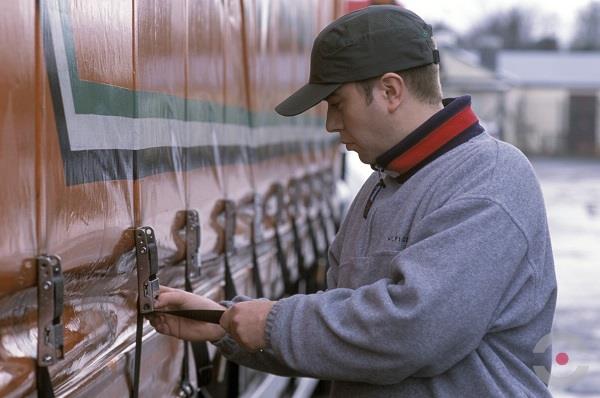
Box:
[0,1,350,396]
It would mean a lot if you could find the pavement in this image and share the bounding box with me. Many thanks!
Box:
[531,157,600,397]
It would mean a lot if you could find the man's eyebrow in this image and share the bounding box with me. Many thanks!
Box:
[326,93,340,101]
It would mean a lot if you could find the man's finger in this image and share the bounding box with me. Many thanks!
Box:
[146,313,158,327]
[158,285,178,294]
[155,290,188,309]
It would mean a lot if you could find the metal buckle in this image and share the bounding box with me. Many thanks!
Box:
[135,227,160,313]
[287,179,302,219]
[185,210,201,278]
[265,183,285,226]
[223,200,236,255]
[196,363,213,386]
[177,381,195,398]
[252,193,264,242]
[37,255,64,366]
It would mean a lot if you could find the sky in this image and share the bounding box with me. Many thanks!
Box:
[401,0,595,46]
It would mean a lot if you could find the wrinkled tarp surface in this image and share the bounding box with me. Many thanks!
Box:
[0,0,348,396]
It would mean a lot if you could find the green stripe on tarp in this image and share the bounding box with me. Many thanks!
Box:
[57,0,324,128]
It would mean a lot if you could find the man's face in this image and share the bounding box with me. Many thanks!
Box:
[324,83,390,164]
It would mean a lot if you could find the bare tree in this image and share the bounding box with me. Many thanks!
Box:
[462,8,534,49]
[570,1,600,51]
[460,7,559,50]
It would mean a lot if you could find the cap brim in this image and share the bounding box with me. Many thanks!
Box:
[275,83,341,117]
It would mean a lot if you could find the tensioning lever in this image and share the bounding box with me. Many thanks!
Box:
[150,309,225,324]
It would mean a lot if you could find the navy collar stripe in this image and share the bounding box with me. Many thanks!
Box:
[374,96,484,182]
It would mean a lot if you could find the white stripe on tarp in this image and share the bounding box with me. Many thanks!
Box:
[48,0,328,152]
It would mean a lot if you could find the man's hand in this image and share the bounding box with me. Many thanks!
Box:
[219,300,276,352]
[147,285,226,342]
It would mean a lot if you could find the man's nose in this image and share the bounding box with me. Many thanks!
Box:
[325,108,341,133]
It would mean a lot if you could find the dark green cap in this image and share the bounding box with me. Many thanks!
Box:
[275,6,439,117]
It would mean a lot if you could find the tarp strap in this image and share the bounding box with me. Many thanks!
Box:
[132,311,144,398]
[265,184,294,298]
[305,210,322,294]
[132,226,160,398]
[321,169,341,233]
[316,207,331,291]
[287,179,307,294]
[274,224,294,297]
[179,210,213,398]
[289,216,305,294]
[36,366,55,398]
[251,236,265,298]
[223,254,240,398]
[250,195,265,298]
[222,200,239,398]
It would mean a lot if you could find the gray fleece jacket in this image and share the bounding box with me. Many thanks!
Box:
[214,131,557,397]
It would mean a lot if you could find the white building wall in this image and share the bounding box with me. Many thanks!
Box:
[503,88,523,148]
[596,89,600,155]
[503,88,567,154]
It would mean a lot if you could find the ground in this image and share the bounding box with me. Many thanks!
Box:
[532,158,600,397]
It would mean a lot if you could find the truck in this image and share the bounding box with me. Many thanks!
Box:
[0,0,356,396]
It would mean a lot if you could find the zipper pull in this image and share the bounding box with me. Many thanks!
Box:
[363,168,386,219]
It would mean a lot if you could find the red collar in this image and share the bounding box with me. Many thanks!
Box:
[374,96,482,181]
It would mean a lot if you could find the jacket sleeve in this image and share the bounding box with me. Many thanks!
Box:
[211,231,345,377]
[212,295,301,377]
[260,197,533,384]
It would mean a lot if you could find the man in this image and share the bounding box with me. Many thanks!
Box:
[150,6,557,397]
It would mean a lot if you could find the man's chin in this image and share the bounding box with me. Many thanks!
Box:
[356,151,374,165]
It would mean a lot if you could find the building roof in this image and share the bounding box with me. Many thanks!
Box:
[498,51,600,89]
[440,48,507,92]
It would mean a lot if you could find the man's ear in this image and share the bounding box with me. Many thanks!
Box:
[379,73,405,113]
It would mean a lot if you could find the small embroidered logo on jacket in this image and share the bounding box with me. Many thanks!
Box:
[387,236,409,249]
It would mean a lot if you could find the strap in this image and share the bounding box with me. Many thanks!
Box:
[304,211,321,294]
[132,227,160,398]
[132,311,144,398]
[321,169,341,233]
[265,184,294,297]
[303,175,331,293]
[192,341,213,388]
[250,195,265,298]
[316,208,331,291]
[180,264,194,397]
[274,225,294,297]
[153,309,224,324]
[327,197,340,234]
[317,208,331,256]
[250,234,265,298]
[223,200,238,300]
[36,366,55,398]
[289,216,305,294]
[223,255,240,398]
[223,249,237,300]
[287,180,307,294]
[221,200,239,398]
[179,348,194,398]
[180,210,213,397]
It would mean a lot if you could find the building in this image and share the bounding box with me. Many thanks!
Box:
[498,51,600,156]
[439,47,508,139]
